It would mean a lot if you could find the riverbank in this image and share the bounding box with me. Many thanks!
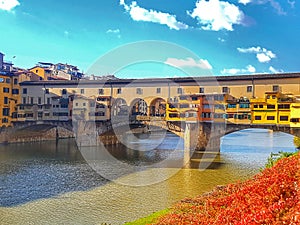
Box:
[0,125,74,144]
[134,151,300,225]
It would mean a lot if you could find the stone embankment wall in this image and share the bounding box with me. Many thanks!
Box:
[0,126,74,144]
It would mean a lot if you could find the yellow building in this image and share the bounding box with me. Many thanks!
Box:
[290,103,300,128]
[251,92,278,124]
[0,73,20,127]
[250,92,294,125]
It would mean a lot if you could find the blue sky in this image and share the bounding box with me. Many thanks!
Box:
[0,0,299,78]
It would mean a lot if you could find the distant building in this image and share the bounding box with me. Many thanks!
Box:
[30,62,83,80]
[0,52,3,70]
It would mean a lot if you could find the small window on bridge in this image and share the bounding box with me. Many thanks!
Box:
[222,87,229,94]
[255,116,261,120]
[267,104,275,109]
[199,87,204,93]
[280,116,289,121]
[273,85,279,92]
[98,89,104,95]
[290,118,300,122]
[177,88,183,94]
[267,116,275,120]
[156,88,161,94]
[247,86,252,93]
[259,105,264,108]
[169,113,178,118]
[136,88,143,95]
[117,88,122,94]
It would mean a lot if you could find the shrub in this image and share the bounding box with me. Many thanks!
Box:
[152,152,300,225]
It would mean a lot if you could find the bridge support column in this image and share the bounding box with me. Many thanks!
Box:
[184,122,199,151]
[196,122,226,152]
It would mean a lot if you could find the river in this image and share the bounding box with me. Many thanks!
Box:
[0,129,297,224]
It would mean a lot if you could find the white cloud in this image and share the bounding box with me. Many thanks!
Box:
[106,29,120,34]
[188,0,244,31]
[165,57,212,70]
[237,46,276,63]
[120,1,188,30]
[221,65,256,75]
[269,66,283,73]
[0,0,20,11]
[106,29,121,38]
[238,0,252,5]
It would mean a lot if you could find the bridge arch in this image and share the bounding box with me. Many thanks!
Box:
[130,98,148,116]
[149,97,166,117]
[111,98,128,117]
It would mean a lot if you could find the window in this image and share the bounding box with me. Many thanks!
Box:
[222,87,229,93]
[156,88,161,94]
[179,104,189,108]
[38,112,43,118]
[45,89,49,94]
[6,78,10,83]
[267,104,275,109]
[215,104,225,110]
[278,104,290,109]
[253,104,258,108]
[14,78,18,85]
[191,96,198,101]
[267,116,275,120]
[47,98,51,105]
[22,97,26,104]
[280,116,289,121]
[255,116,261,120]
[98,89,104,95]
[169,113,179,118]
[177,88,183,94]
[95,112,105,116]
[3,87,9,93]
[12,89,19,95]
[247,86,253,93]
[199,87,204,93]
[4,97,8,104]
[273,85,279,92]
[38,97,42,105]
[136,88,143,95]
[259,105,264,108]
[62,89,67,95]
[201,112,211,118]
[75,103,79,107]
[90,102,95,107]
[2,108,9,116]
[203,104,211,109]
[227,104,236,109]
[117,88,122,94]
[22,88,27,94]
[291,118,300,123]
[240,103,250,108]
[2,118,8,123]
[80,89,84,94]
[30,97,34,104]
[214,95,224,101]
[83,103,86,107]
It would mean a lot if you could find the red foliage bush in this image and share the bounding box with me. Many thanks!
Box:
[152,153,300,225]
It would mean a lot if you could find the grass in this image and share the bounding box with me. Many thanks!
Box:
[124,209,170,225]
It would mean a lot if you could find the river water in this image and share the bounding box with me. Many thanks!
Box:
[0,129,296,225]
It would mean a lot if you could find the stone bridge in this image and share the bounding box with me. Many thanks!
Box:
[8,119,300,153]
